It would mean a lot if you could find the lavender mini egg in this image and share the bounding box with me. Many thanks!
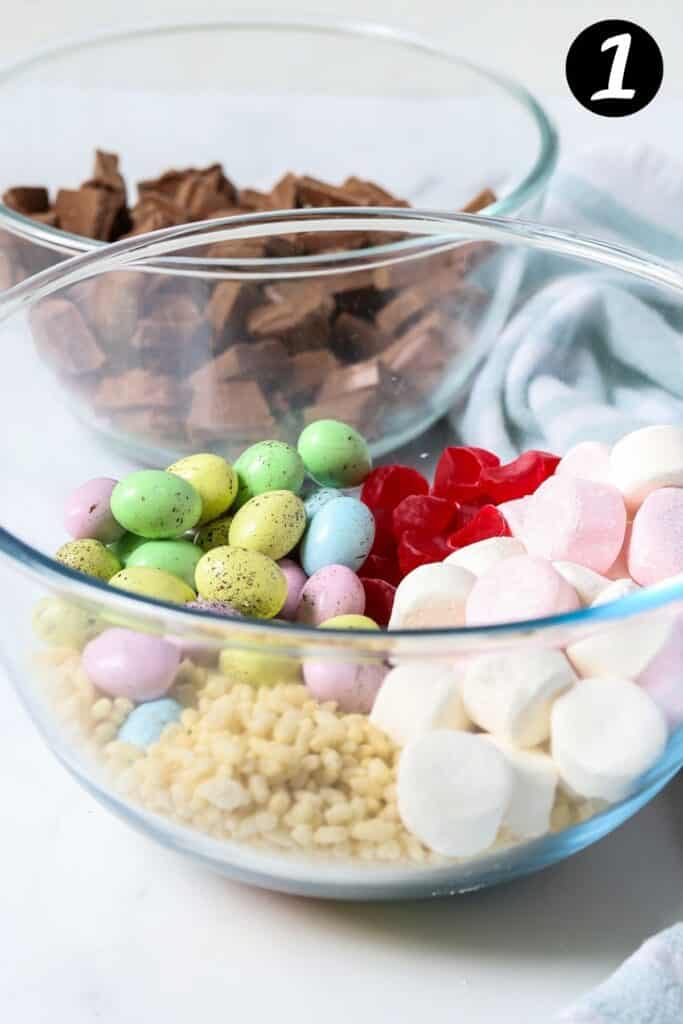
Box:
[296,565,365,626]
[64,477,125,544]
[277,559,308,621]
[82,628,180,701]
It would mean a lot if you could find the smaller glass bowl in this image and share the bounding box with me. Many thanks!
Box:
[1,213,681,900]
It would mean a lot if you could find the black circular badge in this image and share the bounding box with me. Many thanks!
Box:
[566,20,663,116]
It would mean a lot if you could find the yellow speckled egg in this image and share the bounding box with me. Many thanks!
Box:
[109,566,196,604]
[55,539,121,581]
[167,453,238,525]
[228,491,306,560]
[32,597,100,648]
[195,546,286,618]
[195,515,234,552]
[320,614,380,630]
[219,647,301,686]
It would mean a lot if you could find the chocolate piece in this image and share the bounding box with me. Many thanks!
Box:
[207,279,247,337]
[282,349,339,401]
[375,288,426,335]
[342,176,409,207]
[55,187,125,241]
[296,176,367,208]
[189,339,289,391]
[187,379,275,440]
[205,237,266,260]
[2,187,50,215]
[302,390,378,430]
[247,280,334,338]
[461,188,496,213]
[93,369,178,411]
[127,192,187,235]
[0,251,15,289]
[301,230,372,255]
[316,357,384,400]
[332,312,388,362]
[269,173,298,210]
[31,209,59,228]
[109,408,184,441]
[83,150,126,196]
[138,163,237,214]
[378,310,447,393]
[89,271,145,346]
[30,299,106,375]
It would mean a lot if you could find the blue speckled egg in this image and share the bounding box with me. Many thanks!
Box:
[300,496,375,576]
[117,698,183,748]
[304,487,341,521]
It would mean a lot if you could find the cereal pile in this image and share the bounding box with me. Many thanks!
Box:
[33,420,683,865]
[4,151,494,454]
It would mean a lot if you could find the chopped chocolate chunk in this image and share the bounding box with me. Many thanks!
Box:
[247,279,334,337]
[285,349,339,401]
[55,187,125,241]
[2,186,50,215]
[189,339,289,391]
[31,299,106,375]
[302,390,379,430]
[461,188,496,213]
[342,176,409,207]
[138,163,237,214]
[375,288,427,335]
[296,176,367,208]
[83,150,126,196]
[187,379,275,440]
[93,369,179,411]
[0,251,15,289]
[31,209,59,228]
[89,271,145,345]
[332,312,388,362]
[127,192,187,235]
[316,357,384,400]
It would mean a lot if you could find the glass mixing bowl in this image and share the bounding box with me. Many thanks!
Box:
[0,15,557,281]
[1,211,681,900]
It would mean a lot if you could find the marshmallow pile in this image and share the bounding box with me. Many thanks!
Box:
[373,425,683,858]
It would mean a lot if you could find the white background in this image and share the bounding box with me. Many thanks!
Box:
[1,2,682,1022]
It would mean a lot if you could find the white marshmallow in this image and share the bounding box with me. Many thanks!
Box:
[445,536,526,577]
[566,615,671,679]
[551,677,668,802]
[497,497,528,538]
[553,562,611,605]
[397,730,513,857]
[370,664,469,746]
[388,563,475,629]
[462,649,577,747]
[483,736,558,839]
[591,578,641,606]
[609,425,683,511]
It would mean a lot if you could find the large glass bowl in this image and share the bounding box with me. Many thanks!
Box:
[1,211,681,900]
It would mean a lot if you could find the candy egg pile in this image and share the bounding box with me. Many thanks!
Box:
[34,422,683,866]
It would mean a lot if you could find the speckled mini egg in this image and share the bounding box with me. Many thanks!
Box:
[83,628,180,701]
[109,566,196,604]
[110,470,202,539]
[110,532,145,565]
[296,565,365,626]
[32,597,100,648]
[125,539,202,589]
[320,614,380,630]
[219,647,301,686]
[297,419,372,488]
[167,453,238,525]
[194,546,287,618]
[303,487,341,521]
[117,697,183,749]
[234,440,306,508]
[303,660,386,713]
[277,559,308,621]
[55,539,121,581]
[64,477,125,544]
[186,598,243,617]
[299,496,375,576]
[228,491,306,560]
[195,516,234,552]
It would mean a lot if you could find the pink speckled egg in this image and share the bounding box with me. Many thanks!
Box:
[295,564,365,626]
[64,477,125,544]
[277,559,308,621]
[303,659,386,713]
[83,628,180,701]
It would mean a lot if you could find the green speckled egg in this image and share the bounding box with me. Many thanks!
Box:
[110,532,145,565]
[234,441,305,508]
[228,491,306,560]
[219,647,301,687]
[109,566,196,604]
[297,419,371,487]
[126,539,202,589]
[195,546,286,618]
[195,515,234,552]
[32,597,100,648]
[55,539,121,581]
[167,453,238,525]
[110,470,202,539]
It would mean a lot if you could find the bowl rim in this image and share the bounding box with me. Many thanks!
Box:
[2,207,683,653]
[0,13,558,259]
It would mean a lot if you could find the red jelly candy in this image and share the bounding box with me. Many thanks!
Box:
[479,451,560,504]
[467,447,500,469]
[392,494,460,539]
[432,447,494,503]
[360,577,397,627]
[398,531,452,576]
[369,507,396,557]
[361,465,429,512]
[447,505,511,551]
[360,553,401,587]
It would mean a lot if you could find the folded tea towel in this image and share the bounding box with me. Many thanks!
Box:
[458,143,683,460]
[556,923,683,1023]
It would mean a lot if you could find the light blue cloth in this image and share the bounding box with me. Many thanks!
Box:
[557,924,683,1023]
[458,144,683,460]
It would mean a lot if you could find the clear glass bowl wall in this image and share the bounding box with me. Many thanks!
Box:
[0,16,557,283]
[1,212,681,900]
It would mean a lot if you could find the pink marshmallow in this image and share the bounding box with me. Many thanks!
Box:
[638,612,683,730]
[606,522,633,580]
[498,497,529,538]
[522,476,627,574]
[466,555,581,626]
[556,441,611,483]
[628,488,683,586]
